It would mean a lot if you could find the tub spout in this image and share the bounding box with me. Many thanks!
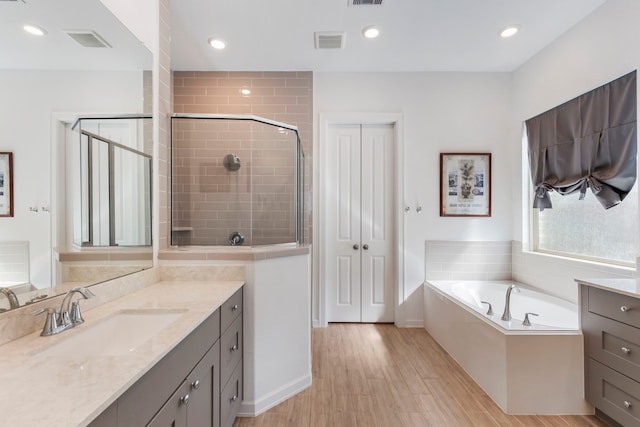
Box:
[501,284,521,321]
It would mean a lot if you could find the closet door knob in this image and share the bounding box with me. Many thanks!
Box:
[363,244,369,250]
[353,244,359,250]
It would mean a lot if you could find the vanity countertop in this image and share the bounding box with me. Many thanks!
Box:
[575,277,640,299]
[0,279,244,427]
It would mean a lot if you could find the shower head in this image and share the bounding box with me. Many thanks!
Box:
[223,154,241,171]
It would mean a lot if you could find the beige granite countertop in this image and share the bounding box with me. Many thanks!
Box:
[0,279,244,427]
[575,277,640,298]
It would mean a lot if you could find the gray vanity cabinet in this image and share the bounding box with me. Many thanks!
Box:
[582,285,640,427]
[88,286,243,427]
[220,289,243,427]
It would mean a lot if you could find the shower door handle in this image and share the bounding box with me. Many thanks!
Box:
[353,244,359,250]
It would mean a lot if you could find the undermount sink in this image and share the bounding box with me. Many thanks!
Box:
[35,309,186,358]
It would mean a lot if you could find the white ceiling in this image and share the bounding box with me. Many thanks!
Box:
[170,0,607,72]
[0,0,609,73]
[0,0,151,70]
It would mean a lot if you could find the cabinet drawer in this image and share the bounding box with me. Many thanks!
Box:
[221,314,243,388]
[588,359,640,427]
[589,287,640,328]
[220,360,243,427]
[585,312,640,381]
[221,287,243,333]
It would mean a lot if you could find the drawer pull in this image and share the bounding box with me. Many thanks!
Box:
[232,304,239,311]
[624,400,632,409]
[622,347,632,355]
[180,394,190,405]
[621,305,630,312]
[230,394,238,403]
[191,379,200,390]
[230,344,239,352]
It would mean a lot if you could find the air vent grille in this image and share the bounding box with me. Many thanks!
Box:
[64,30,111,48]
[349,0,383,5]
[314,32,346,49]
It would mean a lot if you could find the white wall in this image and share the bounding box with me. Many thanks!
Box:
[0,70,145,288]
[510,0,640,302]
[314,72,513,325]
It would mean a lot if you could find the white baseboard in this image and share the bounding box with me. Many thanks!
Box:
[237,373,312,417]
[401,319,424,328]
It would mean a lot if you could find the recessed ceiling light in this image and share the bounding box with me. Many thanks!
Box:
[362,26,380,39]
[239,87,251,96]
[499,25,520,38]
[23,24,46,36]
[208,38,226,49]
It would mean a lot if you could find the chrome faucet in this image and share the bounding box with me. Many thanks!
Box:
[0,287,20,310]
[501,284,521,321]
[33,287,96,336]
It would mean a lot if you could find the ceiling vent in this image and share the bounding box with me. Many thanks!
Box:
[314,32,346,49]
[348,0,383,5]
[64,30,112,48]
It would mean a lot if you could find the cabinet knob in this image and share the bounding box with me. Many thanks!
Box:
[191,379,200,390]
[353,244,359,250]
[232,304,239,311]
[621,347,632,355]
[230,344,239,352]
[230,394,238,403]
[621,305,630,312]
[624,400,632,409]
[180,394,190,405]
[363,244,369,250]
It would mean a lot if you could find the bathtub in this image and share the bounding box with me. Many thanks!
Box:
[424,280,592,415]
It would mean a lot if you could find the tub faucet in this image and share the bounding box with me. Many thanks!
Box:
[501,284,521,321]
[0,287,20,310]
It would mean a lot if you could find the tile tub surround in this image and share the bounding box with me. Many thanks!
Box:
[426,240,512,281]
[0,279,244,426]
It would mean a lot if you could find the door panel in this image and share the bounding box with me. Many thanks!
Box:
[360,124,394,322]
[326,125,362,322]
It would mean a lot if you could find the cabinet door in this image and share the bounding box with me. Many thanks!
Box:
[186,340,221,427]
[146,382,188,427]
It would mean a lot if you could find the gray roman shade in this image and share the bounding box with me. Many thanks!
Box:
[526,70,637,210]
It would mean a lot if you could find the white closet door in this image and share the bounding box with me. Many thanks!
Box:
[325,123,395,323]
[326,125,362,322]
[360,124,394,323]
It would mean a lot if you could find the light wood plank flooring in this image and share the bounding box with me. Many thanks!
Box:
[234,324,609,427]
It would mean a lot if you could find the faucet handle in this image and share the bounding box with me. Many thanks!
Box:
[32,307,67,336]
[69,301,86,325]
[523,312,539,327]
[480,301,493,316]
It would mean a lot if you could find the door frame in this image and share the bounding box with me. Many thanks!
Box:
[315,113,405,327]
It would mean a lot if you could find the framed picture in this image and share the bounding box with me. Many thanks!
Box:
[0,152,13,217]
[440,152,491,217]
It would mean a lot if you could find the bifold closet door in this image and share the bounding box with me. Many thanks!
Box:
[325,123,394,323]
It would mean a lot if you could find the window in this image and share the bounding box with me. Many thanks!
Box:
[533,183,638,265]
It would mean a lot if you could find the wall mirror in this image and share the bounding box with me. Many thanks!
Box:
[0,0,153,312]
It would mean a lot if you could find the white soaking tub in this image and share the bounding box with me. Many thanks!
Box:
[423,280,592,415]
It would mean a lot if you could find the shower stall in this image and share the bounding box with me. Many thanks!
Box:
[170,114,305,247]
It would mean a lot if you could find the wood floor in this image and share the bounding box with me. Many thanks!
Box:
[234,323,609,427]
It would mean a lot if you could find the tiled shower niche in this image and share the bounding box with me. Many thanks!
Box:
[170,114,305,247]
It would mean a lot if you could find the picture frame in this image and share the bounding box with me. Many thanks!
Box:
[0,152,14,217]
[440,152,491,217]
